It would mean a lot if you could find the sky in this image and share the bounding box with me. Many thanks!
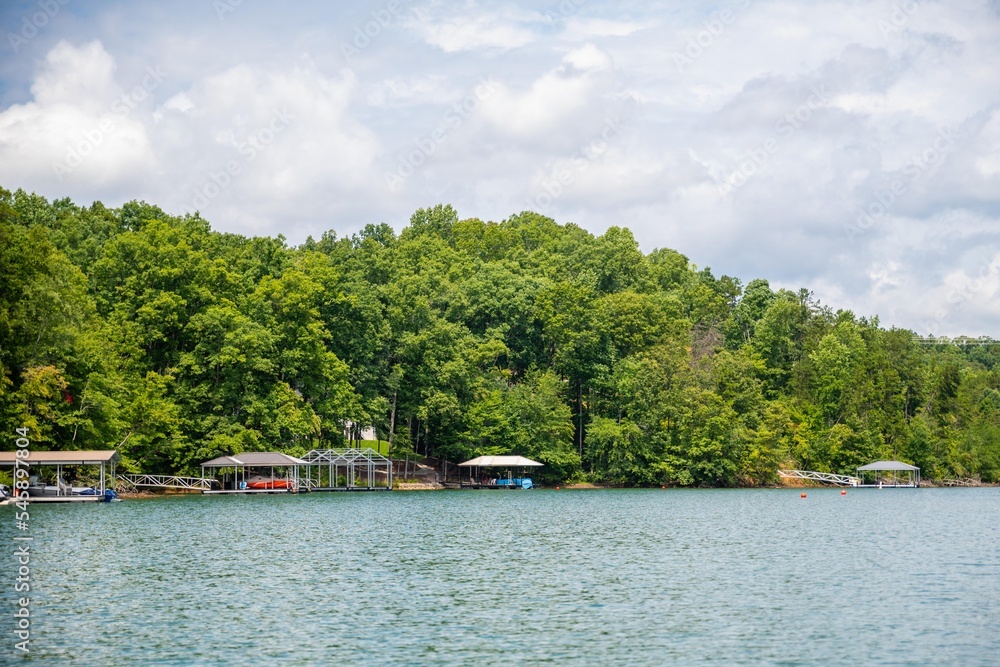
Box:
[1,0,999,337]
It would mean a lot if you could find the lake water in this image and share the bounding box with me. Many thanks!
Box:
[3,488,999,665]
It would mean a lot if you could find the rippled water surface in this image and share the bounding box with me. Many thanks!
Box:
[3,488,999,665]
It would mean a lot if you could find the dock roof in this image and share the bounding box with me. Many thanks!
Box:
[857,460,919,471]
[458,455,543,467]
[0,450,120,466]
[200,452,307,467]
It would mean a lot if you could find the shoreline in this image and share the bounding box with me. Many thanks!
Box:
[86,480,1000,500]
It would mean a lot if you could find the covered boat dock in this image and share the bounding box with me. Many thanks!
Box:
[856,460,921,487]
[0,450,120,502]
[458,455,542,489]
[200,452,307,494]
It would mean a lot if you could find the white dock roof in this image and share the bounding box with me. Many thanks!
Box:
[458,455,542,467]
[857,460,920,471]
[200,452,307,467]
[0,450,120,465]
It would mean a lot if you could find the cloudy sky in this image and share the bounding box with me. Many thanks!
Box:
[1,0,999,336]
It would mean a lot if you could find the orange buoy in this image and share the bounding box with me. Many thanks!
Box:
[841,490,847,495]
[801,492,807,498]
[661,485,665,489]
[556,486,560,490]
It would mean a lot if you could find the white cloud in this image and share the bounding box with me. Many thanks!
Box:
[0,40,156,191]
[406,4,541,53]
[163,93,194,113]
[1,0,999,335]
[0,39,382,240]
[477,44,622,144]
[562,17,650,40]
[31,40,118,108]
[974,109,1000,177]
[364,76,451,108]
[159,59,381,235]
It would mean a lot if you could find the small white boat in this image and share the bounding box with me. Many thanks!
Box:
[26,475,98,497]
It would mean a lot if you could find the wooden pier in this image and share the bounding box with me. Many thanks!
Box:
[201,488,297,495]
[13,495,106,503]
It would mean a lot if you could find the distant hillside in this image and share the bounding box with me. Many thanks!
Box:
[2,186,998,485]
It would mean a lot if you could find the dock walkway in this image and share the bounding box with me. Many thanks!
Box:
[778,470,860,486]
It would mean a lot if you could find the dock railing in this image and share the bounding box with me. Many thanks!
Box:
[117,474,217,491]
[778,470,860,487]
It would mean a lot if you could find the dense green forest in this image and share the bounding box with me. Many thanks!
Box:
[2,186,999,485]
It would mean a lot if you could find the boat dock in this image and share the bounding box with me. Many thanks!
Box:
[0,450,120,503]
[200,448,393,494]
[300,448,393,492]
[457,456,542,489]
[856,460,921,487]
[778,461,921,488]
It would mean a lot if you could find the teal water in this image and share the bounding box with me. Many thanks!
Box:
[2,488,999,665]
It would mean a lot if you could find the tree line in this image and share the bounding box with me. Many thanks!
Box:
[2,186,998,485]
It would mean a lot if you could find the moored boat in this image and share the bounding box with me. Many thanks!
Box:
[26,475,71,497]
[244,475,292,489]
[26,475,100,497]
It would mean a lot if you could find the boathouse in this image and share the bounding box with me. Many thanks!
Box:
[0,450,120,502]
[458,455,542,489]
[200,452,307,493]
[856,460,920,487]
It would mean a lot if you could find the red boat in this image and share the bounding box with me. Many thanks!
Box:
[244,476,292,489]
